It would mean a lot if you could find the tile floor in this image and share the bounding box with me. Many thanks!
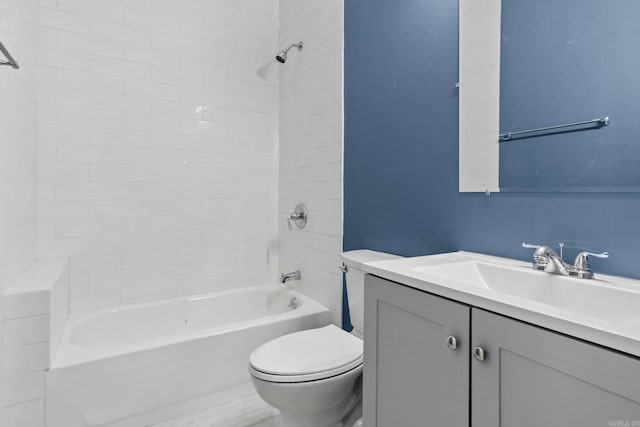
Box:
[149,394,280,427]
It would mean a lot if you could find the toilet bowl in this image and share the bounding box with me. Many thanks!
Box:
[249,325,363,427]
[248,250,402,427]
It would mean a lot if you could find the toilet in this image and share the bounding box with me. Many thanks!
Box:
[248,250,401,427]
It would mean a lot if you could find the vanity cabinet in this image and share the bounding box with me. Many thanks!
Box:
[364,275,640,427]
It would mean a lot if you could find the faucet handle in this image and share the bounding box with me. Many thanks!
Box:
[522,242,541,249]
[574,250,609,267]
[287,203,307,231]
[573,251,609,279]
[577,250,609,259]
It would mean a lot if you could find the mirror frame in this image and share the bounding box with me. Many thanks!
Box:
[459,0,501,193]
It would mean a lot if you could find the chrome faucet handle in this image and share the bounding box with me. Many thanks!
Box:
[287,203,307,231]
[522,242,541,249]
[573,251,609,279]
[577,251,609,259]
[287,214,298,231]
[523,243,551,261]
[523,243,562,263]
[574,251,609,268]
[532,245,559,263]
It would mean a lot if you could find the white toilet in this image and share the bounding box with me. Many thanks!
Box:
[248,250,401,427]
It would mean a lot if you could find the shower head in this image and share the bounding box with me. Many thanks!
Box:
[275,41,303,64]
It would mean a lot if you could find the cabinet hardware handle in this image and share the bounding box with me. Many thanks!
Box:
[472,346,487,362]
[446,336,458,350]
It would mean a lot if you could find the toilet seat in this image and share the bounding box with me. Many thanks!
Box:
[249,325,363,383]
[249,355,363,383]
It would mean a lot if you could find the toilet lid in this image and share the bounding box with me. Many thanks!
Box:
[249,325,363,378]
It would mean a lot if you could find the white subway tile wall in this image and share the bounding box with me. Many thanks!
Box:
[36,0,281,311]
[0,0,38,424]
[0,2,343,423]
[0,0,38,296]
[278,0,344,325]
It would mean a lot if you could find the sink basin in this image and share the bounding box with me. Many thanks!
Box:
[414,261,640,323]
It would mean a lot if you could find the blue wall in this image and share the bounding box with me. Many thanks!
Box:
[343,0,640,279]
[499,0,640,191]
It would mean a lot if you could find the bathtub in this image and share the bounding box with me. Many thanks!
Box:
[46,284,330,427]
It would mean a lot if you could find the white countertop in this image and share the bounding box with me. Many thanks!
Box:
[363,251,640,357]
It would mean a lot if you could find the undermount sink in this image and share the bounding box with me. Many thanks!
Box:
[414,260,640,323]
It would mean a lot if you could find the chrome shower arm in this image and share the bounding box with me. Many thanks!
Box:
[284,42,303,53]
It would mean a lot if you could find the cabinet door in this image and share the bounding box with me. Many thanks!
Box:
[472,308,640,427]
[363,275,470,427]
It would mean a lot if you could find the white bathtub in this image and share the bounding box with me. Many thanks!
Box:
[46,284,330,427]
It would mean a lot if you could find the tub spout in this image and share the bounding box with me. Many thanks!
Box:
[280,271,301,283]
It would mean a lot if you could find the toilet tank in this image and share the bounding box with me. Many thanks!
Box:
[342,250,403,337]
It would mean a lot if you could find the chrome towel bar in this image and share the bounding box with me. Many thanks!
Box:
[0,40,19,69]
[499,116,609,142]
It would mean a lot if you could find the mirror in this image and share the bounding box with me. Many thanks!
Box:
[459,0,640,192]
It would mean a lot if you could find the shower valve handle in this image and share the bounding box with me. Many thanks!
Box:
[287,204,307,231]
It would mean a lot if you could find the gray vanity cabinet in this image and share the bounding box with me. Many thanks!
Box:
[364,275,640,427]
[362,275,471,427]
[472,308,640,427]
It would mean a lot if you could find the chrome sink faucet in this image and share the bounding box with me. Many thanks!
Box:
[522,242,609,279]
